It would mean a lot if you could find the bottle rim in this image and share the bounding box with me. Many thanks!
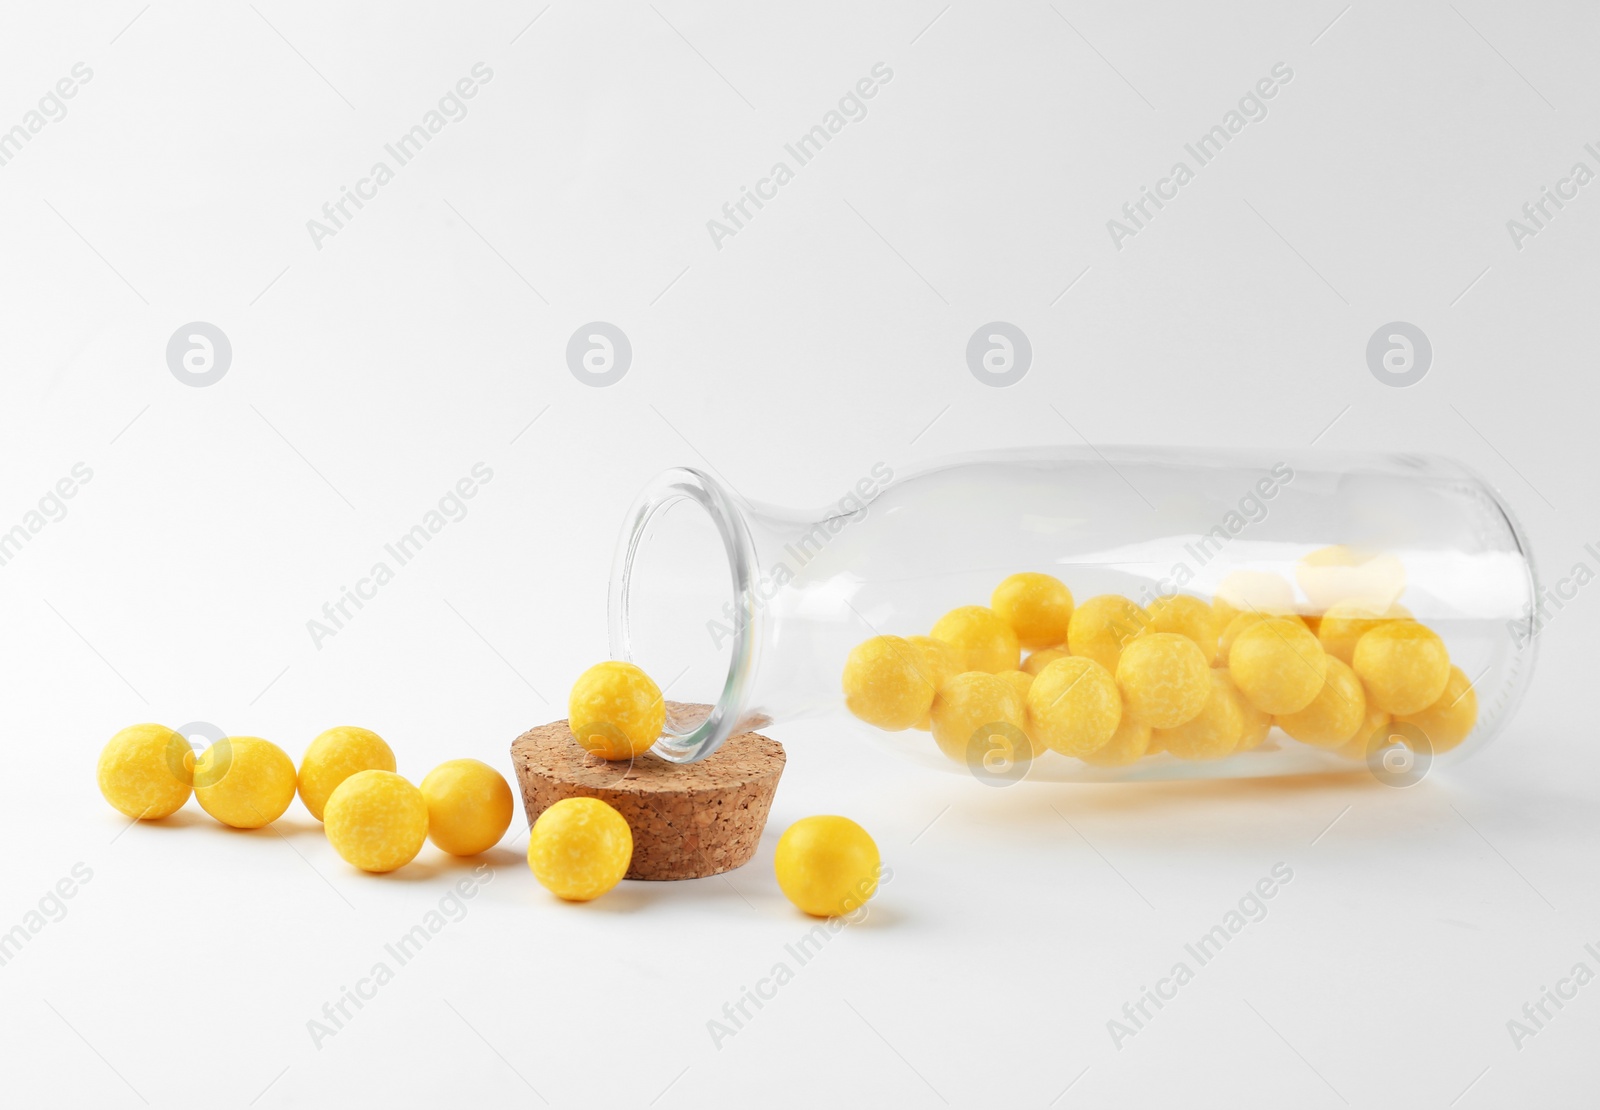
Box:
[608,467,756,763]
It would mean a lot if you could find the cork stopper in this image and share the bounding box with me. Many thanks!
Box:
[509,705,785,881]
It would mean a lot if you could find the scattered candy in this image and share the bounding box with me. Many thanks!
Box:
[97,723,191,820]
[420,759,514,856]
[568,661,666,760]
[324,769,429,873]
[527,797,633,902]
[297,725,395,822]
[193,736,297,829]
[773,816,880,918]
[97,722,551,891]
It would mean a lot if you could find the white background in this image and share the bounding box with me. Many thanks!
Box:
[1,2,1596,1107]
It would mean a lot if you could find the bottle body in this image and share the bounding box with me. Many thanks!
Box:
[609,448,1536,783]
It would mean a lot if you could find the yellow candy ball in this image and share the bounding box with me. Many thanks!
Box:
[1145,594,1220,665]
[1218,610,1308,662]
[1026,656,1122,757]
[1079,714,1152,767]
[1277,657,1366,748]
[420,759,515,856]
[568,661,665,760]
[1228,618,1327,715]
[1396,665,1478,753]
[97,723,192,820]
[905,635,962,730]
[527,797,633,902]
[193,736,297,829]
[1022,647,1070,676]
[297,725,396,822]
[843,635,936,732]
[1067,594,1150,674]
[1336,704,1394,761]
[324,769,429,872]
[1296,544,1405,611]
[1156,670,1244,760]
[991,572,1074,650]
[1233,674,1274,752]
[1116,632,1210,728]
[1317,602,1412,665]
[1351,621,1451,715]
[931,605,1021,673]
[996,670,1043,761]
[774,816,880,918]
[997,669,1034,702]
[907,634,961,682]
[931,671,1030,769]
[1212,571,1296,631]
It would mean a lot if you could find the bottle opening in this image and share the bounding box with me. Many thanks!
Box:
[609,469,756,762]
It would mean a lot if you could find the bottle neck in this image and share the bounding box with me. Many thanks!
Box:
[609,467,871,762]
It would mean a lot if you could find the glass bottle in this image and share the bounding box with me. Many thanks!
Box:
[608,448,1536,783]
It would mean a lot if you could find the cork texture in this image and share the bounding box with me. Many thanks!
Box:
[510,706,785,881]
